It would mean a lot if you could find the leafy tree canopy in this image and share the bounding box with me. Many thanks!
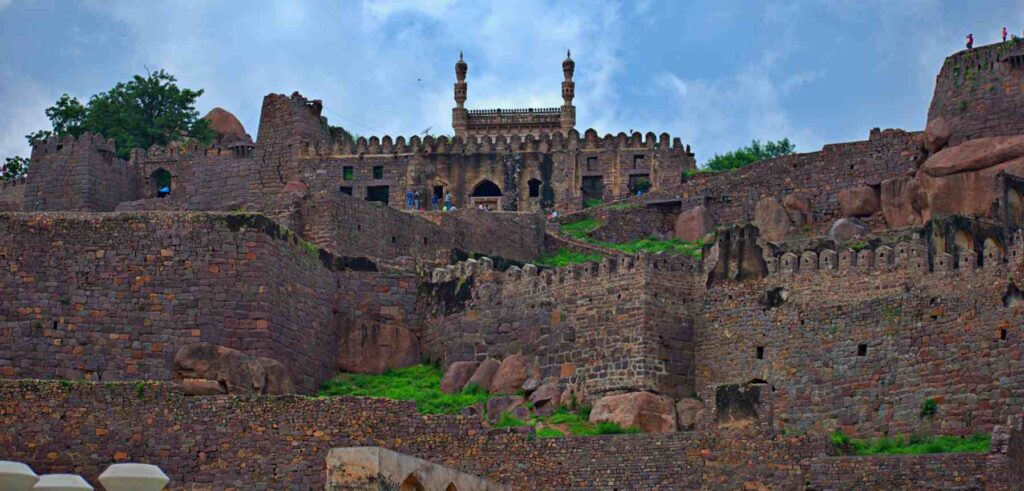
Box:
[2,156,28,181]
[704,138,796,171]
[26,70,214,159]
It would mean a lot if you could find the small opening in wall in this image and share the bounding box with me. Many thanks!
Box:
[391,236,397,244]
[422,237,427,245]
[849,165,854,170]
[857,344,867,356]
[52,320,58,329]
[1000,329,1008,341]
[756,346,764,359]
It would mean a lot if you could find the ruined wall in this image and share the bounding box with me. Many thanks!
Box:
[0,381,1010,490]
[423,254,699,399]
[568,201,680,243]
[0,212,339,392]
[928,41,1024,146]
[698,236,1024,437]
[255,92,329,148]
[0,176,26,211]
[23,133,140,212]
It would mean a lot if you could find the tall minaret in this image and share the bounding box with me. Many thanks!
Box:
[561,49,576,134]
[452,51,468,138]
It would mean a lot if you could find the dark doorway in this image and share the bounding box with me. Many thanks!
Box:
[528,179,542,197]
[366,185,389,204]
[471,180,502,209]
[582,175,604,201]
[434,185,444,200]
[151,168,172,198]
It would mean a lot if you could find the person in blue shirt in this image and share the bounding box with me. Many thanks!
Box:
[406,189,414,209]
[432,193,439,211]
[158,186,171,198]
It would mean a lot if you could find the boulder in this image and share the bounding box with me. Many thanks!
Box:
[202,107,250,143]
[466,357,500,392]
[919,135,1024,177]
[337,324,420,374]
[828,218,870,243]
[782,194,811,226]
[838,186,880,217]
[529,383,562,416]
[675,205,715,241]
[460,403,484,419]
[440,361,478,394]
[880,176,926,227]
[173,343,294,395]
[917,135,1024,218]
[180,378,225,396]
[589,392,677,433]
[923,117,951,154]
[486,395,525,424]
[754,197,795,242]
[675,398,705,431]
[490,354,528,395]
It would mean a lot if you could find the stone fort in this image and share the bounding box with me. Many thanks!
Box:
[1,44,1024,490]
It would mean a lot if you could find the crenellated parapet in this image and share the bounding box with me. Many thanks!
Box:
[30,132,118,161]
[0,175,28,190]
[297,129,690,158]
[129,140,254,164]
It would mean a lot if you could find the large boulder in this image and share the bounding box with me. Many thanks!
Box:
[675,205,715,241]
[486,395,526,424]
[754,197,795,242]
[675,398,705,431]
[440,361,478,394]
[336,324,420,374]
[838,186,880,217]
[880,176,926,227]
[173,343,294,395]
[529,383,562,416]
[589,391,677,433]
[828,218,870,243]
[202,107,250,143]
[490,354,528,395]
[466,357,501,392]
[917,135,1024,218]
[782,194,812,226]
[924,117,951,153]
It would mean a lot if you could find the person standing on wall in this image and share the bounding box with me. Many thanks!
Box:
[406,189,414,210]
[1003,27,1008,42]
[445,191,453,210]
[432,193,439,211]
[414,190,421,210]
[966,33,974,50]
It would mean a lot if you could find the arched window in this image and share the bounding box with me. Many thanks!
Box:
[150,168,172,198]
[528,178,542,198]
[445,483,459,491]
[400,474,425,491]
[471,180,502,197]
[953,229,974,252]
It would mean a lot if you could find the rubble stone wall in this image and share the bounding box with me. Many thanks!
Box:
[24,134,140,212]
[0,176,26,211]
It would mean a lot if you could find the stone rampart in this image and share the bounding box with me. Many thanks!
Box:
[0,176,27,211]
[24,133,140,212]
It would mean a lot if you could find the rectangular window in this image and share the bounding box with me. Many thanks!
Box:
[857,344,867,356]
[633,154,645,169]
[586,156,597,171]
[339,186,352,196]
[756,346,764,360]
[372,165,384,179]
[366,185,389,204]
[343,166,354,180]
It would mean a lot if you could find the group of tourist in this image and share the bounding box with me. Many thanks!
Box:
[966,27,1022,49]
[406,189,455,212]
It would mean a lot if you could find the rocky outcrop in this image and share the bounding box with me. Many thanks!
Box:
[589,392,677,433]
[675,205,715,241]
[529,383,561,416]
[202,107,251,144]
[337,324,420,374]
[486,395,528,424]
[173,343,294,395]
[880,176,926,227]
[828,218,870,243]
[466,357,501,392]
[838,186,880,218]
[675,398,705,431]
[782,194,811,226]
[440,361,478,394]
[924,117,951,153]
[917,135,1024,219]
[755,197,796,242]
[490,354,528,395]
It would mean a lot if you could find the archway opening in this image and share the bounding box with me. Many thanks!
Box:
[528,178,542,198]
[953,229,975,252]
[470,180,502,210]
[150,168,172,198]
[400,474,425,491]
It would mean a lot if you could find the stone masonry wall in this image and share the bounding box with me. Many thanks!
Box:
[0,381,1010,490]
[24,133,140,212]
[928,41,1024,147]
[0,212,339,392]
[698,236,1024,437]
[0,176,26,211]
[423,253,699,399]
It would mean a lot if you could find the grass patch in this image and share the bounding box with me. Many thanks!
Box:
[540,407,638,436]
[558,217,704,259]
[494,412,529,429]
[560,217,604,240]
[606,202,640,211]
[583,198,603,208]
[536,427,565,438]
[318,364,489,415]
[832,430,989,455]
[534,248,603,267]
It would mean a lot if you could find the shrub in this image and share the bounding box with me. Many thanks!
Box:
[318,364,490,414]
[493,412,528,429]
[705,138,795,171]
[920,398,938,418]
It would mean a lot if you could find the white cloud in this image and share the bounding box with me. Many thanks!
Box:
[0,65,53,159]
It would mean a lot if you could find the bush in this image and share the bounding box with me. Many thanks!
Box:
[920,398,938,418]
[318,364,489,414]
[704,138,795,171]
[534,248,603,267]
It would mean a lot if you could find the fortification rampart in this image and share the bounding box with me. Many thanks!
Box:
[928,40,1024,146]
[24,133,140,212]
[0,175,27,211]
[698,229,1024,437]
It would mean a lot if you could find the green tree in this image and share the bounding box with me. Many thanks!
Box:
[25,70,213,159]
[2,156,29,181]
[704,138,796,171]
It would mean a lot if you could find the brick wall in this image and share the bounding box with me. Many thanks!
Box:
[23,133,140,212]
[928,41,1024,146]
[0,381,1010,490]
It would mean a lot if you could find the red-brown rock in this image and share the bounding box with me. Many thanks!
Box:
[440,361,478,394]
[529,383,562,416]
[674,205,715,242]
[828,218,870,243]
[202,107,250,143]
[486,395,525,424]
[924,117,951,153]
[782,194,811,226]
[490,354,528,395]
[173,343,294,395]
[467,358,501,392]
[917,135,1024,218]
[589,391,677,433]
[675,398,704,431]
[880,176,926,227]
[838,186,880,217]
[337,324,420,374]
[257,357,296,395]
[180,378,225,396]
[754,197,795,242]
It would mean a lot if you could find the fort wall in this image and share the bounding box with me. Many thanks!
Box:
[698,236,1024,437]
[0,176,27,211]
[928,41,1024,146]
[24,133,140,212]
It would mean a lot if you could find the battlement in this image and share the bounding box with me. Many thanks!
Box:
[128,140,254,164]
[297,128,689,158]
[29,132,117,160]
[467,107,561,115]
[0,175,28,190]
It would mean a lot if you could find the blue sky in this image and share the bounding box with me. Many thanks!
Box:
[1,0,1021,164]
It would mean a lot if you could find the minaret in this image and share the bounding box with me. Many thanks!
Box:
[561,49,576,134]
[452,51,468,138]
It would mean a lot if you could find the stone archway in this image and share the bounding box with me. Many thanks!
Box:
[400,473,425,491]
[470,179,502,210]
[150,168,172,198]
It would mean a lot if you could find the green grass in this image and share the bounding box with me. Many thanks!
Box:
[606,202,640,211]
[583,198,603,208]
[318,365,489,415]
[534,248,603,267]
[832,430,990,456]
[494,412,529,429]
[558,217,704,259]
[538,407,638,437]
[560,217,604,240]
[536,427,565,438]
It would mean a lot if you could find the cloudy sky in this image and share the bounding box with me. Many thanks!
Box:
[1,0,1021,165]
